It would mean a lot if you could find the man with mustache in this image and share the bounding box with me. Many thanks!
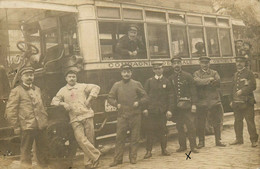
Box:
[168,57,199,153]
[193,56,226,148]
[51,69,101,169]
[5,66,48,169]
[143,61,173,159]
[115,24,146,59]
[230,56,258,147]
[108,64,148,167]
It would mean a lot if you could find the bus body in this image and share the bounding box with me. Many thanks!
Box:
[0,0,238,150]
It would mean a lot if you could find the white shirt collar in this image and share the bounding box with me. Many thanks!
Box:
[155,75,163,80]
[23,83,32,88]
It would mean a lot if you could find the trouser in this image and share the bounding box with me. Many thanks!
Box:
[197,104,224,144]
[233,104,258,143]
[20,129,48,168]
[176,110,196,149]
[114,114,141,162]
[144,113,168,152]
[71,118,101,166]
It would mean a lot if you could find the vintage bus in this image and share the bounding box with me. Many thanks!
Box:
[0,0,240,158]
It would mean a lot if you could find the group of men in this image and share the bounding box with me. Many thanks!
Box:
[4,53,258,169]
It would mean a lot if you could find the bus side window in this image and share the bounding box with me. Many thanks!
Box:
[188,27,206,58]
[147,24,169,59]
[206,27,220,57]
[219,29,233,56]
[170,25,189,58]
[99,22,146,60]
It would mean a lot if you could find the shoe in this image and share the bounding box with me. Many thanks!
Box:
[176,147,187,152]
[130,158,137,164]
[144,151,152,159]
[197,142,205,149]
[230,140,243,145]
[162,149,170,156]
[109,160,123,167]
[191,148,199,153]
[216,141,226,147]
[251,141,258,147]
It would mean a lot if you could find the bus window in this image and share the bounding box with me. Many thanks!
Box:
[170,25,189,58]
[146,11,166,22]
[42,29,60,63]
[219,29,233,56]
[60,15,78,56]
[97,7,120,19]
[123,8,143,20]
[206,27,220,57]
[147,24,169,59]
[98,22,146,60]
[188,27,205,57]
[187,15,202,25]
[169,13,185,24]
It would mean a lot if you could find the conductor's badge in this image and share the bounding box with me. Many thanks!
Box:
[163,84,166,88]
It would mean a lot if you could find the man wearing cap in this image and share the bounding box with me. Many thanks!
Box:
[142,61,173,159]
[115,24,146,59]
[51,69,101,169]
[235,40,244,56]
[108,64,148,167]
[230,56,258,147]
[168,57,199,153]
[5,66,48,169]
[193,56,226,148]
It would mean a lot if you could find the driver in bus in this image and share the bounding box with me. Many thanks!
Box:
[115,24,146,59]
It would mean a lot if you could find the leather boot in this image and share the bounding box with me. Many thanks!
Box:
[214,127,226,147]
[143,151,152,159]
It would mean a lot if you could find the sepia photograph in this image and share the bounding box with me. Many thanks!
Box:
[0,0,259,168]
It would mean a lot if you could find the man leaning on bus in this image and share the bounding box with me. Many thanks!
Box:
[108,64,148,167]
[115,24,146,59]
[51,69,101,169]
[193,56,226,148]
[229,55,258,147]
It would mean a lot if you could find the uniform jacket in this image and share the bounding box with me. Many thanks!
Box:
[115,35,146,59]
[193,69,221,108]
[144,76,174,114]
[51,83,100,123]
[168,70,197,108]
[108,79,148,118]
[5,84,48,130]
[230,68,256,105]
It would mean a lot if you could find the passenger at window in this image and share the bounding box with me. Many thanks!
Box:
[115,24,145,59]
[234,40,244,56]
[193,42,205,57]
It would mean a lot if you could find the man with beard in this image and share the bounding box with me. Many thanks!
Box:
[51,69,101,169]
[5,66,48,169]
[230,56,258,147]
[115,24,146,59]
[193,56,226,148]
[108,64,148,167]
[142,61,173,159]
[168,57,199,153]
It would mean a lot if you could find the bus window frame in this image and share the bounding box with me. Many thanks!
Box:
[94,4,235,63]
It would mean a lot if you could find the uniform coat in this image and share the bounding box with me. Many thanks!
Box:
[230,68,258,143]
[193,68,224,144]
[115,35,146,59]
[143,76,173,151]
[5,84,48,130]
[168,70,197,149]
[5,84,48,168]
